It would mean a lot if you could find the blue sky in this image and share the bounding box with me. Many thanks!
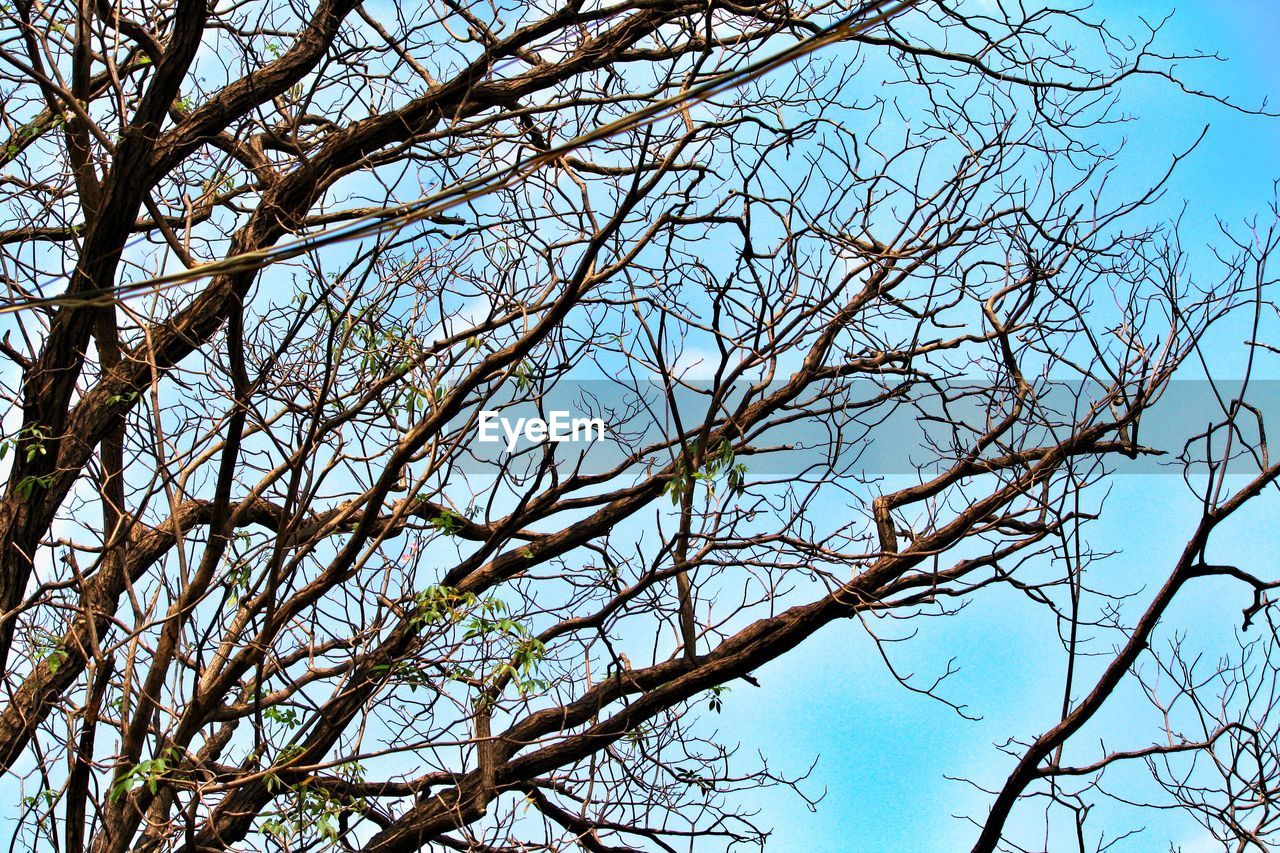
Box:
[695,5,1280,851]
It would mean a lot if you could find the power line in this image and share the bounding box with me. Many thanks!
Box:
[0,0,917,317]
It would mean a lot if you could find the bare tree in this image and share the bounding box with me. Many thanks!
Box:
[0,0,1274,849]
[968,219,1280,853]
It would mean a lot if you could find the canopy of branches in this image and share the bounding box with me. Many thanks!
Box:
[0,0,1278,850]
